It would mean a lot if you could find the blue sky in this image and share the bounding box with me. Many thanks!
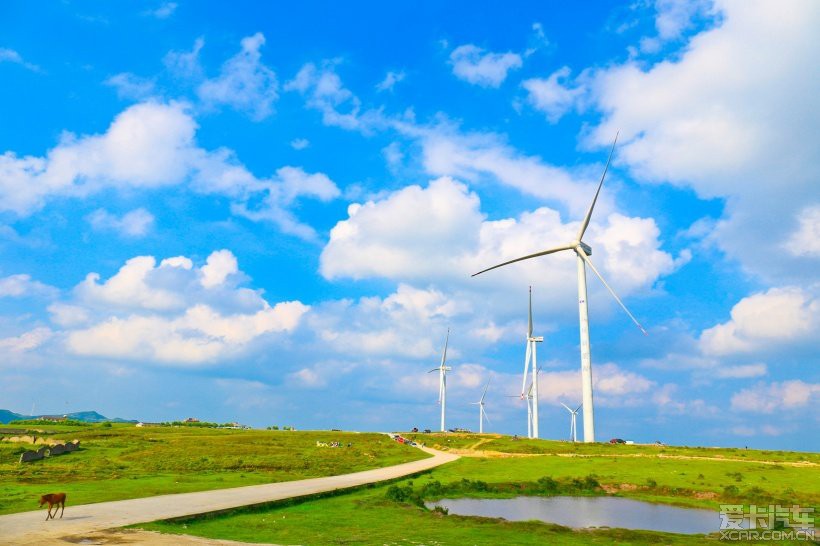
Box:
[1,0,817,450]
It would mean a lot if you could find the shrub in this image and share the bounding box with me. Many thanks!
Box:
[723,485,740,496]
[646,478,658,488]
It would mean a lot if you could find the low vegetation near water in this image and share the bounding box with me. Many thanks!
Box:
[143,433,818,545]
[0,422,426,515]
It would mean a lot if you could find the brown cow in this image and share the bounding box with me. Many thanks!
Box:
[39,493,66,520]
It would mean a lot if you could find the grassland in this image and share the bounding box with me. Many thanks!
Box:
[143,433,818,545]
[0,423,426,515]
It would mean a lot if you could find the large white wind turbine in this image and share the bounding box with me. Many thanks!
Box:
[521,286,544,438]
[470,379,491,433]
[473,134,647,443]
[428,329,452,432]
[561,402,582,442]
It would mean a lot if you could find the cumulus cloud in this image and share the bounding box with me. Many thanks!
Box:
[0,274,57,298]
[586,0,820,280]
[164,37,205,80]
[699,286,818,357]
[731,380,820,413]
[321,177,682,304]
[784,205,820,258]
[0,101,338,239]
[86,208,155,237]
[537,363,655,407]
[522,66,584,122]
[0,327,52,353]
[57,250,308,365]
[197,33,278,120]
[449,44,523,87]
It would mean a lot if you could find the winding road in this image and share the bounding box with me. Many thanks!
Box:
[0,447,458,545]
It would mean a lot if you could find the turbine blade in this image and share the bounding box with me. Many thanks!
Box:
[579,252,648,335]
[575,404,583,413]
[528,286,533,338]
[480,379,490,403]
[483,407,491,424]
[576,132,619,241]
[472,245,573,277]
[427,368,439,373]
[561,402,572,412]
[440,328,450,366]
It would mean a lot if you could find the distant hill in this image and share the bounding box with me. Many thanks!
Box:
[0,409,136,424]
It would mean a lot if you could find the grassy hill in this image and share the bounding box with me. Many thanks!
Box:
[0,408,136,424]
[0,422,427,515]
[142,433,819,545]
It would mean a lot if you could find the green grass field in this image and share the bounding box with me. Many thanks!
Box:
[0,423,426,515]
[142,433,818,545]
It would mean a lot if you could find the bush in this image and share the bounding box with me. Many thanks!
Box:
[646,478,658,488]
[723,485,740,496]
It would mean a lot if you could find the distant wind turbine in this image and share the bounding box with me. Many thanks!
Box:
[522,286,543,438]
[428,329,452,432]
[561,402,582,442]
[470,379,491,433]
[473,134,647,443]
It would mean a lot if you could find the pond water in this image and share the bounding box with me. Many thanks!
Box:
[425,496,722,535]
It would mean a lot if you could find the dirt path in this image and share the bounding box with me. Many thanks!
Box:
[0,447,458,546]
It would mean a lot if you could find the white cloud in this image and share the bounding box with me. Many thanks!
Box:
[414,125,601,214]
[449,44,523,88]
[714,363,767,379]
[200,249,238,288]
[0,47,40,72]
[164,37,204,80]
[104,73,157,100]
[699,286,818,356]
[0,274,57,298]
[321,177,681,302]
[538,363,655,407]
[586,0,820,280]
[308,284,462,360]
[522,66,584,122]
[146,2,177,19]
[731,380,820,413]
[376,70,405,92]
[197,33,278,120]
[784,205,820,257]
[0,101,338,239]
[639,0,714,53]
[0,327,52,353]
[86,208,155,237]
[285,61,385,132]
[290,138,309,150]
[57,251,308,365]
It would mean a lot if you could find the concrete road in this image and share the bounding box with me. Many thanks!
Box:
[0,447,458,545]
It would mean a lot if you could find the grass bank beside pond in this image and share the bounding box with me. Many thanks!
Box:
[141,436,817,545]
[0,423,427,515]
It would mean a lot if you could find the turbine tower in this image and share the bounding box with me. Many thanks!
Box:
[470,379,491,433]
[561,402,582,442]
[522,286,544,438]
[473,134,647,443]
[428,329,452,432]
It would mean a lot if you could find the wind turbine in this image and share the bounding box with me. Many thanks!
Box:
[428,329,452,432]
[561,402,582,442]
[522,286,544,438]
[471,379,491,433]
[473,134,647,443]
[508,367,541,438]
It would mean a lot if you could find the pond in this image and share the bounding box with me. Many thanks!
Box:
[425,496,722,535]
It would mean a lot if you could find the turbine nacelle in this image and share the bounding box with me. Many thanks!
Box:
[577,242,592,256]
